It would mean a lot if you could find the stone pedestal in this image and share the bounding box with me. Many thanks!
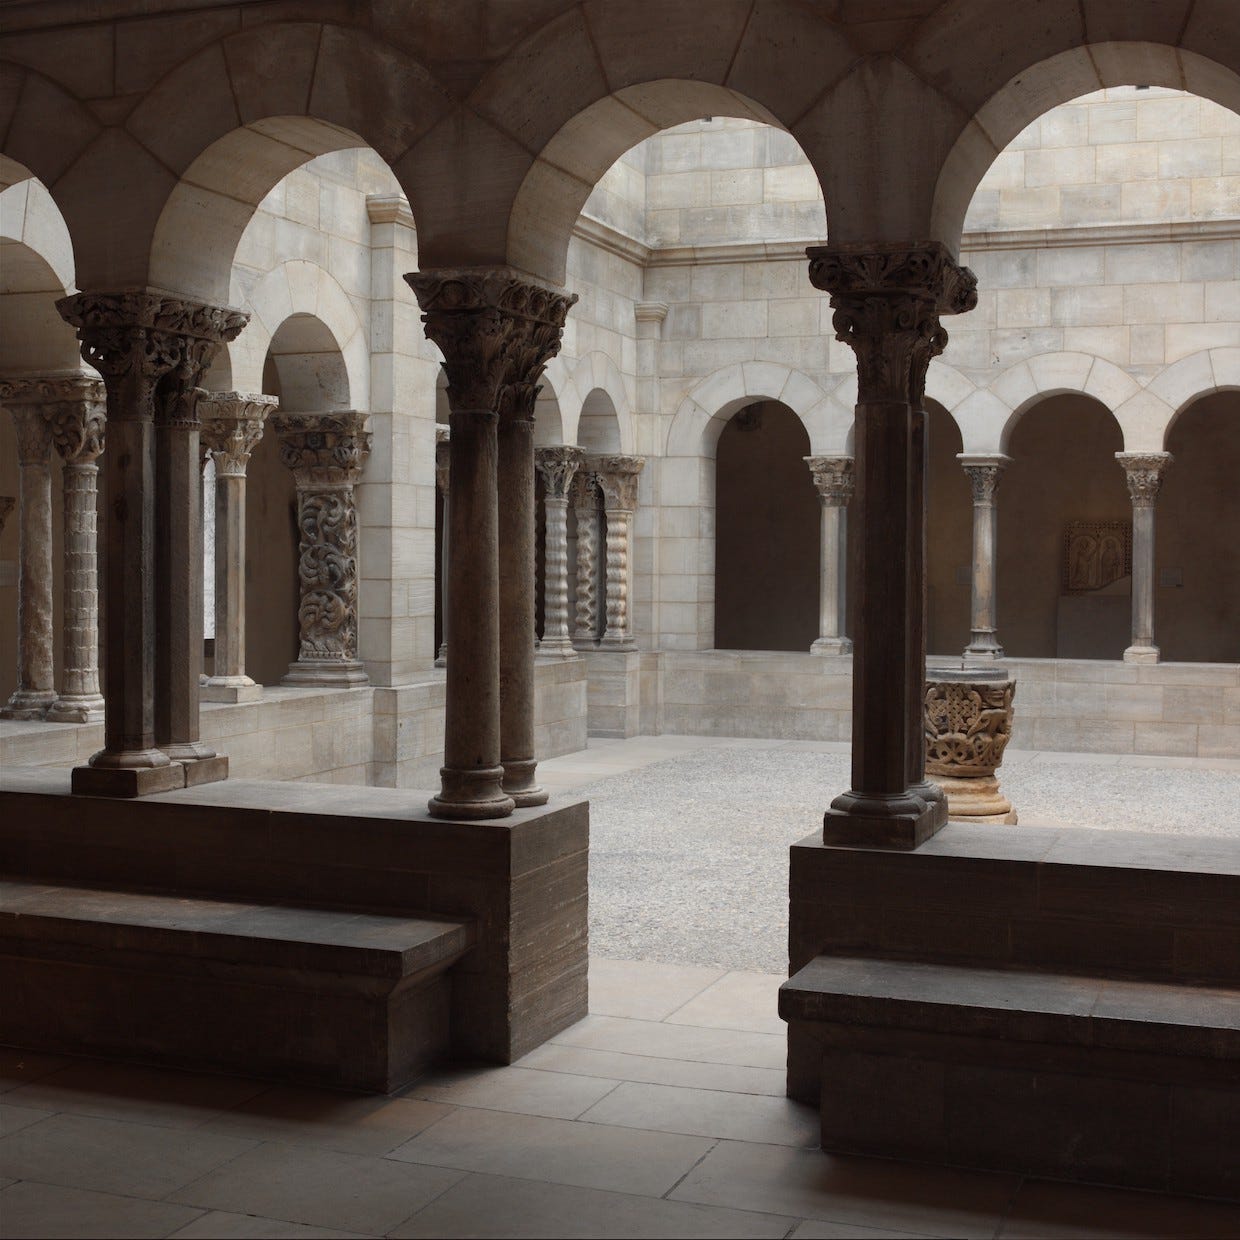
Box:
[571,469,602,649]
[805,456,853,656]
[593,455,643,651]
[924,666,1017,823]
[959,454,1009,663]
[273,411,372,688]
[434,426,449,667]
[807,243,977,851]
[1117,452,1171,665]
[535,446,585,658]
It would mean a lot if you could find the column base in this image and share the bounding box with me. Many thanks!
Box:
[502,757,549,808]
[824,788,948,851]
[963,640,1005,662]
[44,695,105,724]
[572,636,598,653]
[931,774,1017,824]
[180,754,230,788]
[1123,645,1160,665]
[434,644,447,669]
[428,766,515,820]
[1,689,56,720]
[810,637,853,656]
[537,637,578,659]
[598,636,636,651]
[73,761,186,798]
[162,740,218,763]
[202,676,263,703]
[282,659,370,687]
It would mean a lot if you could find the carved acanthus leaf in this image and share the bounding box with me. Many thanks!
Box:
[591,454,644,512]
[200,391,278,477]
[804,456,854,505]
[1116,452,1172,507]
[535,445,585,499]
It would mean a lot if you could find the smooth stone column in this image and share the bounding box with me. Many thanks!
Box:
[808,242,977,850]
[273,411,371,687]
[57,292,247,796]
[959,453,1010,663]
[1117,451,1172,665]
[571,468,601,649]
[805,455,853,655]
[200,392,277,703]
[45,376,108,723]
[434,426,449,666]
[594,455,644,650]
[536,446,584,658]
[0,383,57,719]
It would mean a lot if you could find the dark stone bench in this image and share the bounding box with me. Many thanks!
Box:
[781,953,1240,1200]
[0,877,476,1091]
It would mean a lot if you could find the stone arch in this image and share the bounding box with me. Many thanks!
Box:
[539,355,581,446]
[1154,348,1240,446]
[262,312,353,414]
[566,353,634,452]
[931,41,1240,250]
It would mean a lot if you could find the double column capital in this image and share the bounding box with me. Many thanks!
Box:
[958,453,1011,504]
[590,454,644,513]
[1116,451,1172,507]
[272,409,372,486]
[804,455,854,506]
[807,242,977,405]
[200,391,278,477]
[0,372,106,465]
[535,444,585,499]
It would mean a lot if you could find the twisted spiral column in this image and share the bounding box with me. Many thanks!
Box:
[571,470,601,648]
[593,455,644,650]
[535,445,584,657]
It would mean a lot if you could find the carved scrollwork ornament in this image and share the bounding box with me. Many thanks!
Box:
[805,456,854,506]
[273,411,372,486]
[924,679,1015,777]
[536,445,586,499]
[0,374,106,464]
[200,392,277,478]
[1117,452,1172,508]
[592,455,644,513]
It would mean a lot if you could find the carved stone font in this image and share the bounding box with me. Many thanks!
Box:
[592,455,644,650]
[536,445,585,657]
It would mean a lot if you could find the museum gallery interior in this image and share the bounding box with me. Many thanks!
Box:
[0,0,1239,1235]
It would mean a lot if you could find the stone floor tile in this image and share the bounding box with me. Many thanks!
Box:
[388,1171,796,1239]
[167,1209,375,1239]
[0,1180,206,1240]
[578,1081,818,1147]
[8,1060,268,1130]
[515,1042,787,1096]
[168,1142,464,1235]
[200,1086,453,1156]
[0,1103,52,1137]
[401,1064,618,1120]
[789,1222,932,1240]
[551,1014,786,1069]
[386,1105,714,1198]
[589,958,726,1021]
[0,1048,71,1095]
[665,969,786,1035]
[670,1140,1018,1238]
[999,1177,1240,1238]
[0,1113,257,1199]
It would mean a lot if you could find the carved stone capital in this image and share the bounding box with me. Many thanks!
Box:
[804,455,854,506]
[0,496,13,537]
[404,268,577,417]
[1116,452,1172,507]
[434,425,451,493]
[273,410,372,487]
[200,391,278,477]
[591,454,644,513]
[925,675,1016,778]
[535,445,585,499]
[0,373,107,465]
[806,242,977,406]
[958,454,1010,505]
[570,467,600,513]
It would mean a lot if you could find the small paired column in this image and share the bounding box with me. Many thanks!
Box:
[273,411,372,687]
[807,242,977,850]
[593,456,644,650]
[200,392,277,702]
[57,292,248,795]
[571,469,602,649]
[1117,452,1172,665]
[406,268,576,819]
[535,445,585,657]
[805,456,853,655]
[434,426,449,666]
[959,454,1010,662]
[0,380,57,719]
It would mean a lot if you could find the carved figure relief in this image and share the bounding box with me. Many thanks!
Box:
[1064,521,1132,593]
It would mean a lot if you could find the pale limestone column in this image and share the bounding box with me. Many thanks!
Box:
[45,376,107,723]
[535,445,585,658]
[594,455,644,650]
[807,242,977,850]
[571,468,601,649]
[0,382,57,719]
[273,411,371,687]
[1117,451,1172,665]
[200,392,277,702]
[57,292,247,796]
[959,453,1010,663]
[805,456,853,655]
[434,426,449,666]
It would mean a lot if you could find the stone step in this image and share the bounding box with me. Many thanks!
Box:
[0,878,476,1092]
[781,953,1240,1198]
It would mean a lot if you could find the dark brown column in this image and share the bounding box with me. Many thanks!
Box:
[807,243,977,850]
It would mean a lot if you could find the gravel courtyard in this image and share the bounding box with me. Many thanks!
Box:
[562,741,1240,973]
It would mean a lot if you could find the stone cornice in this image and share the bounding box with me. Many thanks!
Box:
[367,194,417,229]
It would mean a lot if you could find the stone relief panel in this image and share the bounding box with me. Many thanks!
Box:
[1063,521,1132,594]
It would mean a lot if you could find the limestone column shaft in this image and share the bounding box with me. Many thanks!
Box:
[0,390,56,719]
[200,392,277,702]
[1117,452,1172,665]
[593,456,644,650]
[434,426,449,666]
[407,268,576,819]
[807,242,977,851]
[536,446,585,657]
[805,456,853,655]
[43,377,108,722]
[56,291,247,792]
[273,411,371,687]
[959,454,1010,662]
[571,470,601,648]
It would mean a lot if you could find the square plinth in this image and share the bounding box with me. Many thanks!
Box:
[71,762,187,798]
[181,754,230,787]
